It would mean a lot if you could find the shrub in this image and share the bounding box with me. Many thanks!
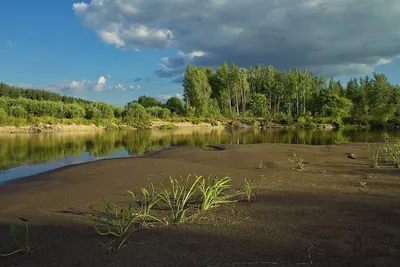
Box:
[64,104,85,119]
[159,124,176,130]
[85,105,102,120]
[95,102,114,119]
[123,103,151,128]
[146,106,171,120]
[0,108,8,125]
[9,106,27,118]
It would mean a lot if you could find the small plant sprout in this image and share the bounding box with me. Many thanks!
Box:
[258,160,265,169]
[359,181,368,192]
[198,175,233,210]
[289,152,307,171]
[244,178,255,202]
[159,175,202,224]
[0,218,32,257]
[367,143,380,168]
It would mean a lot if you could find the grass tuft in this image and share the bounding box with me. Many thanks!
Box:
[198,175,233,210]
[289,152,307,171]
[244,178,255,202]
[0,218,32,257]
[366,143,380,168]
[159,175,202,224]
[88,195,162,249]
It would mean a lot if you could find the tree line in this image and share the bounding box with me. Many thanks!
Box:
[1,62,400,129]
[183,62,400,127]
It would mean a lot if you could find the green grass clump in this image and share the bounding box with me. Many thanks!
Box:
[159,124,176,130]
[289,152,307,171]
[334,136,348,144]
[367,143,380,168]
[198,176,233,210]
[129,184,161,217]
[89,196,162,249]
[0,218,32,257]
[160,175,202,224]
[384,141,400,168]
[244,178,255,202]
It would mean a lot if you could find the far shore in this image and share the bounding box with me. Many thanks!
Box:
[0,120,337,133]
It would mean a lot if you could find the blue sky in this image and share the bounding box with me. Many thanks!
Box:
[1,0,400,106]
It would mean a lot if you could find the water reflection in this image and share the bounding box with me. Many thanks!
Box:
[0,128,398,183]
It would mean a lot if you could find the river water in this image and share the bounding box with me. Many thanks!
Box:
[0,128,399,183]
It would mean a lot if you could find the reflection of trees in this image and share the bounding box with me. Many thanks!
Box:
[0,133,88,170]
[0,129,398,171]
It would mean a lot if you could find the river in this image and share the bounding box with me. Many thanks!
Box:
[0,128,399,183]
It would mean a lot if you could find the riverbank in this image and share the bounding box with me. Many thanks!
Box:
[1,143,399,266]
[0,119,337,133]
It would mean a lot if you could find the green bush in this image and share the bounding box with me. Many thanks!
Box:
[85,105,102,120]
[64,104,85,119]
[123,103,151,128]
[95,102,114,119]
[146,106,171,120]
[0,108,8,125]
[9,106,27,118]
[159,124,176,130]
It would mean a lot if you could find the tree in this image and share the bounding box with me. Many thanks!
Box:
[250,93,269,117]
[183,65,212,116]
[165,97,184,115]
[215,62,231,116]
[123,102,150,128]
[137,96,162,108]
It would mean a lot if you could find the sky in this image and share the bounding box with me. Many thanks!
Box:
[1,0,400,107]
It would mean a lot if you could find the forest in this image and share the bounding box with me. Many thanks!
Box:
[1,62,400,129]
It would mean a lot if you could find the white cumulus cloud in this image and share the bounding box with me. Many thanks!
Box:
[92,76,107,91]
[73,0,400,78]
[70,80,86,90]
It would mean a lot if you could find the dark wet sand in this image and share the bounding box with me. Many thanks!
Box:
[1,143,399,267]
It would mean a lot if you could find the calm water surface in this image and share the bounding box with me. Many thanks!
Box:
[0,128,399,183]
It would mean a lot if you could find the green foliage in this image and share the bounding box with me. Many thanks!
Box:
[85,105,102,120]
[95,102,115,119]
[0,108,8,125]
[250,93,268,117]
[366,144,380,168]
[244,178,255,202]
[289,152,307,171]
[296,112,316,128]
[198,176,233,210]
[123,102,151,128]
[159,175,202,224]
[89,197,162,249]
[137,95,163,108]
[9,106,27,118]
[64,103,85,119]
[0,218,32,257]
[146,106,171,120]
[159,124,176,130]
[165,97,184,115]
[383,140,400,168]
[113,106,124,118]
